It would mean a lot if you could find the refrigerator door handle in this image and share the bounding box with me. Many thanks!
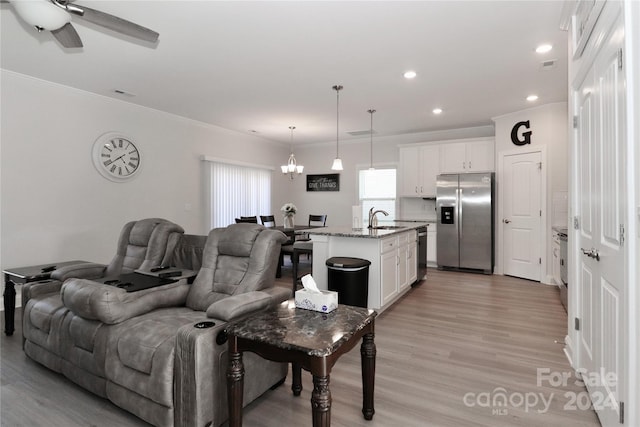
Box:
[457,188,462,240]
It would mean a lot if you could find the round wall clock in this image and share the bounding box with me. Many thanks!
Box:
[92,132,142,182]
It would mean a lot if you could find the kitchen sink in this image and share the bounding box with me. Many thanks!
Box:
[371,225,405,230]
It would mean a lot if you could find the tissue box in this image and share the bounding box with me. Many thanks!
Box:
[295,289,338,313]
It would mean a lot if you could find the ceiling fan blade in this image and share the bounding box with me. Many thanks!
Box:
[68,4,159,43]
[51,22,83,48]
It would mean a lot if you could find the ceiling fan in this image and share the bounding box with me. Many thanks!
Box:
[5,0,159,48]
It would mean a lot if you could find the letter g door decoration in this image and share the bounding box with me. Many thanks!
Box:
[511,120,532,146]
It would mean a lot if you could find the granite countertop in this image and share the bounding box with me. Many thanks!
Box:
[309,221,430,239]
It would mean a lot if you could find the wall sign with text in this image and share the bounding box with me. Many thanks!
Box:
[306,174,340,192]
[511,120,533,146]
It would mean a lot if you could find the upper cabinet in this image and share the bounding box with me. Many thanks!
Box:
[399,137,494,198]
[439,138,495,173]
[399,145,439,197]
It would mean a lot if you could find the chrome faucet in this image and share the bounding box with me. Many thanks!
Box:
[368,207,389,229]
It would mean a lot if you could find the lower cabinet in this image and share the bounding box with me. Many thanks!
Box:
[380,248,398,306]
[311,229,418,313]
[381,231,418,306]
[427,227,437,267]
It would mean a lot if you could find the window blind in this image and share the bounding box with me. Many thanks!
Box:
[208,161,271,228]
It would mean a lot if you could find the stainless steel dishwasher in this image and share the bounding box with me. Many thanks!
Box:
[416,225,428,281]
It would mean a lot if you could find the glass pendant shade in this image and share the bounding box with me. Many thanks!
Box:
[287,153,296,172]
[331,158,343,171]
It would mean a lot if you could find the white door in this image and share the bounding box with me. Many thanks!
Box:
[502,151,542,281]
[575,11,626,425]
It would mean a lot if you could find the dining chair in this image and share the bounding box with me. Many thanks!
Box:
[235,217,258,224]
[290,214,327,289]
[260,215,276,227]
[308,214,327,227]
[296,214,327,242]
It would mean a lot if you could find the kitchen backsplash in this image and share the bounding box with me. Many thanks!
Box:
[399,198,437,221]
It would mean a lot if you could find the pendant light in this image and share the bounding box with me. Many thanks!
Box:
[331,85,344,171]
[281,126,304,179]
[367,109,376,170]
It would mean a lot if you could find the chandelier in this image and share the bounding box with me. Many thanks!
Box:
[281,126,304,179]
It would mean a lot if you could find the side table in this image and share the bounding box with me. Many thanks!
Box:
[2,260,87,336]
[226,300,377,427]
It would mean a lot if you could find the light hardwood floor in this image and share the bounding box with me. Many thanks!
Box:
[1,265,601,427]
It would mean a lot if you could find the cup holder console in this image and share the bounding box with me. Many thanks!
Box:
[194,321,216,329]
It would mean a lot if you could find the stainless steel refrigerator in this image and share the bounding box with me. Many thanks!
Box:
[436,173,494,274]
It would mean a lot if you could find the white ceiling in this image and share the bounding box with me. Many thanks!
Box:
[0,1,568,146]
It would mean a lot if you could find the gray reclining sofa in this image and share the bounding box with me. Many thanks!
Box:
[22,219,290,427]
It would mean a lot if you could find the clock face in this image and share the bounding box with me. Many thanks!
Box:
[92,133,141,182]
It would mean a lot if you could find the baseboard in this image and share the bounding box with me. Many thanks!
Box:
[563,334,574,367]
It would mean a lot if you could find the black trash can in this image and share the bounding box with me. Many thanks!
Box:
[326,257,371,308]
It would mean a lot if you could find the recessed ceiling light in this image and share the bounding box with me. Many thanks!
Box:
[527,95,539,102]
[535,44,553,54]
[432,108,443,114]
[404,71,417,79]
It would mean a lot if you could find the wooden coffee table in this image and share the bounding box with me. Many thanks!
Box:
[226,300,377,427]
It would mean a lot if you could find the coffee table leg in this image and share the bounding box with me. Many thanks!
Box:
[3,277,16,336]
[292,362,302,396]
[361,332,376,420]
[311,374,331,427]
[227,338,244,427]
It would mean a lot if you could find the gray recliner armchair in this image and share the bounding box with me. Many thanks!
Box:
[22,218,185,388]
[23,223,291,427]
[22,217,185,309]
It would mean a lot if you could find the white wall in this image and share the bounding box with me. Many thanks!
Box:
[492,102,568,282]
[0,71,290,272]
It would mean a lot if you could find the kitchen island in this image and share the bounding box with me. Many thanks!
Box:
[308,222,429,313]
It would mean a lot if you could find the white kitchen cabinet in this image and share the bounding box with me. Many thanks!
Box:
[398,233,418,291]
[427,227,437,267]
[380,236,400,306]
[399,145,439,197]
[439,138,494,173]
[380,250,398,306]
[380,231,417,306]
[311,228,419,313]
